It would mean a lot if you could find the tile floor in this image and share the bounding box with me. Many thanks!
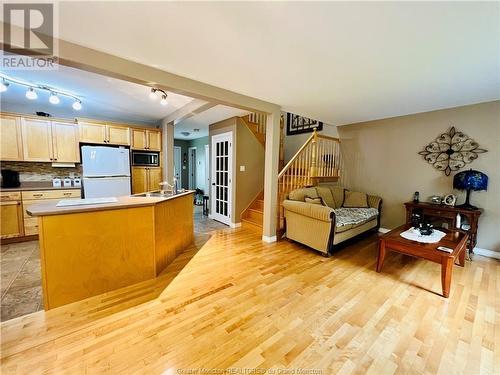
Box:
[0,205,228,322]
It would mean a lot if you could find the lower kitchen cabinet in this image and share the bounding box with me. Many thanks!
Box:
[0,192,24,239]
[132,167,162,194]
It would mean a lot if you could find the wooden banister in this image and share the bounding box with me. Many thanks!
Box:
[276,127,341,238]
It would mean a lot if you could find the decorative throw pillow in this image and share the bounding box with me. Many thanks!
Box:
[305,196,324,205]
[343,191,369,208]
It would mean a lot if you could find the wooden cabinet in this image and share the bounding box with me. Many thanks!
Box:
[107,125,131,145]
[21,118,53,161]
[21,119,79,162]
[21,190,80,236]
[79,122,107,144]
[79,122,130,146]
[0,115,23,161]
[147,131,161,151]
[132,129,161,151]
[132,167,162,194]
[0,191,24,239]
[51,122,80,163]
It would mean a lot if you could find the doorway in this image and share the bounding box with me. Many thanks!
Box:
[174,146,182,188]
[210,131,233,225]
[188,147,197,190]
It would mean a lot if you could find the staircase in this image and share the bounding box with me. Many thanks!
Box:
[240,113,341,237]
[240,113,283,231]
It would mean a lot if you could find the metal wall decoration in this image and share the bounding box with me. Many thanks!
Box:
[418,126,487,176]
[286,112,323,135]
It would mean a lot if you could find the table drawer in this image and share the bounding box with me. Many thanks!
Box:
[422,208,456,219]
[0,191,21,201]
[22,189,81,200]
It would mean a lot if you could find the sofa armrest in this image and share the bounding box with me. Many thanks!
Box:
[367,195,382,210]
[283,200,335,222]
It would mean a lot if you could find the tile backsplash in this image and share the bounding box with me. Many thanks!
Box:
[1,162,82,182]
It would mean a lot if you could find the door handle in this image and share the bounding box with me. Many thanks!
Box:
[212,183,215,186]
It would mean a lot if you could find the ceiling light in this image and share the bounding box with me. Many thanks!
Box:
[49,92,60,104]
[149,88,157,100]
[26,87,37,100]
[181,131,190,137]
[72,100,82,110]
[193,128,200,132]
[160,94,168,106]
[0,79,9,92]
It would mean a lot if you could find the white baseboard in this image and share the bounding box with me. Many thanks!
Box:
[230,222,241,228]
[262,235,277,243]
[473,247,500,260]
[378,228,499,260]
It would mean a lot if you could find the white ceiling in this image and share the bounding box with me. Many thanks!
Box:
[46,1,500,126]
[175,105,249,140]
[0,62,194,126]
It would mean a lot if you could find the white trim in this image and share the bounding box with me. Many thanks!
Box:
[378,227,391,234]
[473,247,500,260]
[230,222,241,228]
[262,235,277,243]
[173,146,182,188]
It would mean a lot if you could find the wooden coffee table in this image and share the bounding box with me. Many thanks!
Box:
[376,224,468,298]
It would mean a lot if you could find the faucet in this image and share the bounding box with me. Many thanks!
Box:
[159,177,178,195]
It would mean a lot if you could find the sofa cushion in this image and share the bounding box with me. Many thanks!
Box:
[333,207,378,229]
[329,186,345,208]
[305,197,324,205]
[343,191,369,208]
[288,187,319,202]
[315,185,336,208]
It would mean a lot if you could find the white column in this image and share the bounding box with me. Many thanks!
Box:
[262,110,281,242]
[161,119,174,183]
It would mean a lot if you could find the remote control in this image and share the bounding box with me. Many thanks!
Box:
[437,246,453,253]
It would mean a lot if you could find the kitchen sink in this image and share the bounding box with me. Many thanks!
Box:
[134,191,174,198]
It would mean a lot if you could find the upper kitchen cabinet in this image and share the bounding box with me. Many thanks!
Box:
[107,125,130,145]
[132,129,161,151]
[21,119,80,163]
[0,114,23,161]
[21,118,54,162]
[51,122,80,163]
[79,122,130,146]
[79,122,107,144]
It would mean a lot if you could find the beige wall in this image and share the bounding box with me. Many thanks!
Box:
[338,101,500,252]
[235,118,265,220]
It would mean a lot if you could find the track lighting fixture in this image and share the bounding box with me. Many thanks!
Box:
[72,100,82,111]
[0,79,9,92]
[49,92,60,104]
[149,88,157,100]
[149,87,168,106]
[160,94,168,106]
[1,74,83,110]
[26,87,38,100]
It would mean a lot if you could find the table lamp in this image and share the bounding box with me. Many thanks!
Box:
[453,169,488,210]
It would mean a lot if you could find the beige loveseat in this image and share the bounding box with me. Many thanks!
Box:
[283,184,382,256]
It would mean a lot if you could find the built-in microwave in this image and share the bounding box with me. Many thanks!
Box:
[132,151,160,166]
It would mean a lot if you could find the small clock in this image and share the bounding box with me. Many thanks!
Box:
[443,194,456,206]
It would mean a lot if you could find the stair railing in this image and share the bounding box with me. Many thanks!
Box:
[276,128,341,236]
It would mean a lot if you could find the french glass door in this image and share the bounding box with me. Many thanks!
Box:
[211,132,232,225]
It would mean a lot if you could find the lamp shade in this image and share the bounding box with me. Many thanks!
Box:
[453,169,488,191]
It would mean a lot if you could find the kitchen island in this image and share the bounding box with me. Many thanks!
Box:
[27,191,194,309]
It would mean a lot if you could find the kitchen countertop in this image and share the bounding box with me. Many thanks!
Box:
[0,181,81,191]
[27,190,194,216]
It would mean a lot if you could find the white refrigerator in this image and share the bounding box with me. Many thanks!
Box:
[81,146,131,198]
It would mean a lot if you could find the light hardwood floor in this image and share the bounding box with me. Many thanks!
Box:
[1,228,498,374]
